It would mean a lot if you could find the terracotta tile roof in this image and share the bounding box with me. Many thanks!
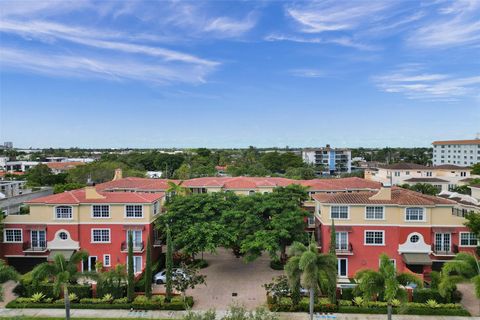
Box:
[378,163,430,170]
[432,139,480,145]
[404,177,449,183]
[96,177,178,192]
[433,164,471,170]
[45,161,85,171]
[299,177,381,191]
[27,188,164,204]
[312,187,455,206]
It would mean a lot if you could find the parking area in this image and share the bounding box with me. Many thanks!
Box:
[153,248,284,310]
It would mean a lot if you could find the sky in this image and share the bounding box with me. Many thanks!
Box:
[0,0,479,149]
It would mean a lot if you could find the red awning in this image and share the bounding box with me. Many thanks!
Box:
[122,225,145,230]
[335,226,352,232]
[25,225,47,230]
[432,228,456,233]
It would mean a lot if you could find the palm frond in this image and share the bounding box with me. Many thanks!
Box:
[287,242,307,256]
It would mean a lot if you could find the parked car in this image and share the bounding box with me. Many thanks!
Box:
[153,268,186,284]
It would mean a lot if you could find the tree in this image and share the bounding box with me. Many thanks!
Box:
[165,226,173,303]
[328,221,337,304]
[166,181,191,199]
[127,232,134,302]
[0,259,19,284]
[145,238,152,299]
[96,264,127,299]
[53,182,86,194]
[472,163,480,175]
[285,166,316,180]
[465,212,480,238]
[171,262,206,306]
[25,164,67,186]
[285,239,337,320]
[31,251,88,320]
[173,164,191,180]
[355,254,422,319]
[263,275,291,304]
[439,253,480,299]
[67,161,145,184]
[400,183,440,195]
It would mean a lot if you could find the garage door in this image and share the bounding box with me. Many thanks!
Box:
[7,257,47,274]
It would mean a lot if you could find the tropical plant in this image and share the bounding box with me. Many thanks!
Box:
[426,299,439,308]
[285,238,337,320]
[353,296,364,306]
[166,181,191,198]
[102,293,113,302]
[0,259,19,283]
[30,250,87,320]
[355,254,422,320]
[391,298,401,307]
[127,232,134,302]
[439,252,480,299]
[96,264,127,298]
[30,292,45,303]
[68,292,78,302]
[165,226,173,303]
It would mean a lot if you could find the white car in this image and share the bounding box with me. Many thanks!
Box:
[153,268,186,284]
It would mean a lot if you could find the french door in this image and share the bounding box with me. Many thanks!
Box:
[31,230,46,248]
[126,230,142,247]
[336,232,348,251]
[338,258,348,277]
[435,233,451,252]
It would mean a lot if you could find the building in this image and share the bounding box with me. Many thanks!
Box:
[312,187,477,279]
[1,186,164,273]
[471,184,480,201]
[3,142,13,149]
[0,181,26,198]
[302,146,352,174]
[0,157,9,170]
[5,161,39,172]
[45,161,85,174]
[365,163,476,191]
[432,138,480,166]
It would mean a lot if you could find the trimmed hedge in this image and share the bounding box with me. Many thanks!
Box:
[6,296,193,310]
[24,283,91,299]
[413,288,462,303]
[339,306,470,316]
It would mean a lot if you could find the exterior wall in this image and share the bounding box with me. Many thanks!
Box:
[0,188,53,215]
[433,143,480,166]
[471,187,480,201]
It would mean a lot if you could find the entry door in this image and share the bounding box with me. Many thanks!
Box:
[336,232,348,250]
[338,258,348,277]
[84,256,97,271]
[31,230,46,248]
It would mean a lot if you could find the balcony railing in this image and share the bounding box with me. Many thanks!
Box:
[121,241,144,252]
[153,239,162,247]
[22,241,47,252]
[431,244,458,256]
[336,242,353,254]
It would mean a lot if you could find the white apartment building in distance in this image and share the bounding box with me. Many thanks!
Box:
[302,145,351,174]
[432,137,480,166]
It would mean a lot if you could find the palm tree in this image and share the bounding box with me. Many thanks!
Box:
[31,251,88,320]
[166,181,191,199]
[439,252,480,299]
[285,238,337,320]
[355,254,422,320]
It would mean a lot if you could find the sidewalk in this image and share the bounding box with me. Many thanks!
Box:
[0,308,477,320]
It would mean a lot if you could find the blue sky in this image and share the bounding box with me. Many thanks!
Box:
[1,0,479,148]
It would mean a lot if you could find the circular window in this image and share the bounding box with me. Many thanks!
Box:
[58,232,68,240]
[410,235,419,243]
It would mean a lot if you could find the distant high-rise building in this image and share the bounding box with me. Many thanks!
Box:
[302,145,351,174]
[432,137,480,166]
[3,142,13,149]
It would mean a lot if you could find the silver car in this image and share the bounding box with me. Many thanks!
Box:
[153,268,186,284]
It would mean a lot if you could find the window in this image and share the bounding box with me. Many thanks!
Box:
[307,215,315,225]
[125,205,143,218]
[91,229,110,243]
[4,229,22,243]
[460,233,478,247]
[153,201,159,215]
[394,171,400,177]
[435,233,451,252]
[55,206,72,219]
[410,235,419,243]
[58,232,68,240]
[405,207,425,221]
[405,171,410,175]
[365,231,384,245]
[365,206,384,220]
[126,230,143,248]
[129,256,142,273]
[426,171,432,177]
[460,172,467,177]
[336,232,348,251]
[338,258,348,277]
[103,254,111,267]
[330,206,349,219]
[92,205,110,218]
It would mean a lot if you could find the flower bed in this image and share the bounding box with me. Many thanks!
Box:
[6,295,193,310]
[266,296,470,316]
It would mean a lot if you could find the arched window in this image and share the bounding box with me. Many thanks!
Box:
[55,206,73,219]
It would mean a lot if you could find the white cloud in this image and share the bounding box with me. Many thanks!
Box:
[204,13,257,37]
[264,33,377,51]
[289,69,325,78]
[0,47,214,85]
[374,66,480,101]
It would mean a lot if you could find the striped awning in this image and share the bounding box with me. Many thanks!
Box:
[402,253,432,266]
[48,250,74,261]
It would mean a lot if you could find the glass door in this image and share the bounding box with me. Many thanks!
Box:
[435,233,451,253]
[31,230,46,248]
[338,258,348,277]
[335,232,348,251]
[126,230,142,248]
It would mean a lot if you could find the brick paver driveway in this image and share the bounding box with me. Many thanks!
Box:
[154,248,283,310]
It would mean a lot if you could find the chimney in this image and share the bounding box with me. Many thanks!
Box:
[369,185,392,201]
[113,168,123,181]
[85,186,106,200]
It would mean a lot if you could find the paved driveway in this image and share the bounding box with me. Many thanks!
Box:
[154,248,284,310]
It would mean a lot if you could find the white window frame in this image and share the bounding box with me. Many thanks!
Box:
[54,205,73,220]
[336,231,349,250]
[125,205,143,218]
[129,256,142,274]
[338,258,348,278]
[364,230,385,246]
[153,201,159,215]
[103,254,111,267]
[4,228,22,243]
[405,207,426,222]
[330,206,349,220]
[91,205,110,218]
[365,206,385,220]
[459,232,478,247]
[91,228,111,243]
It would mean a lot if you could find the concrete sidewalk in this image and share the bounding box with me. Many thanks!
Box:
[0,308,477,320]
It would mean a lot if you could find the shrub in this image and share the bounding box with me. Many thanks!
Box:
[269,259,284,270]
[67,284,91,299]
[341,287,354,300]
[97,282,126,299]
[318,297,331,304]
[113,297,128,304]
[353,296,364,306]
[133,295,150,306]
[191,259,209,269]
[391,299,401,307]
[55,299,64,304]
[68,293,78,302]
[30,292,45,303]
[426,299,439,308]
[79,298,104,304]
[15,297,32,303]
[339,299,352,306]
[412,288,461,303]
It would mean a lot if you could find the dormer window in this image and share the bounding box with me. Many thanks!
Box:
[55,206,72,219]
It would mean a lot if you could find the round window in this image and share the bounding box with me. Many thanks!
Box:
[410,235,419,243]
[58,232,68,240]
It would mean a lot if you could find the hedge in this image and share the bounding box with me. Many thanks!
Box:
[340,288,354,301]
[24,283,91,299]
[339,306,470,316]
[6,296,193,310]
[413,288,462,303]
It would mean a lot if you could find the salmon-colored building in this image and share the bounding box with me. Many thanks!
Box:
[313,187,478,279]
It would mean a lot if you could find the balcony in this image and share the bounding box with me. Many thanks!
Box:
[336,243,353,255]
[22,241,47,252]
[121,241,144,252]
[431,244,458,256]
[153,238,162,247]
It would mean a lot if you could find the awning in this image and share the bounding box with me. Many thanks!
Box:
[335,226,353,232]
[402,253,432,266]
[122,225,145,230]
[48,250,75,261]
[26,225,47,230]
